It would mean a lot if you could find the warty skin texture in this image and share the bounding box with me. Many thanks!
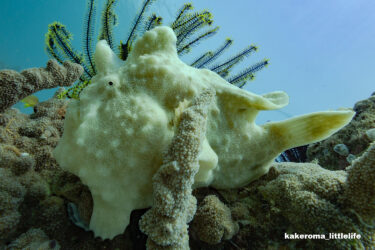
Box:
[53,26,355,239]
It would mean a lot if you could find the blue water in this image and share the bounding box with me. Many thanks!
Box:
[1,0,375,123]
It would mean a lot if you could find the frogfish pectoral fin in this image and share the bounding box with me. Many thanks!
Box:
[263,109,355,152]
[218,85,289,111]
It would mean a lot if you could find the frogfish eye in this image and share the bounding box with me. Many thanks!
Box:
[108,81,113,86]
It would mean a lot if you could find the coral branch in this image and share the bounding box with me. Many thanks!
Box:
[139,88,215,250]
[0,60,83,112]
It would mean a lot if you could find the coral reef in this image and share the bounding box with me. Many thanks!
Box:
[0,90,139,249]
[191,195,238,245]
[0,92,70,248]
[0,4,372,247]
[0,68,373,249]
[0,60,83,112]
[307,93,375,170]
[0,89,71,172]
[257,163,369,249]
[217,151,375,249]
[342,141,375,222]
[0,168,26,242]
[139,89,214,249]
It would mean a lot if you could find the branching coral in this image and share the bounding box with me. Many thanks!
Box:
[0,60,83,112]
[139,89,215,249]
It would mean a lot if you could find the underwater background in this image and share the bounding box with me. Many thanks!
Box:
[1,0,375,123]
[1,0,375,249]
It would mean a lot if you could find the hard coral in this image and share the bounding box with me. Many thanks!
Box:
[0,89,85,248]
[221,161,374,249]
[0,168,26,243]
[342,141,375,222]
[191,195,238,245]
[0,88,137,249]
[0,60,82,113]
[139,89,215,249]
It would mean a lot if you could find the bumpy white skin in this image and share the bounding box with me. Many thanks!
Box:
[53,26,355,239]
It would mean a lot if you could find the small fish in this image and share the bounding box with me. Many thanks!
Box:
[21,95,39,108]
